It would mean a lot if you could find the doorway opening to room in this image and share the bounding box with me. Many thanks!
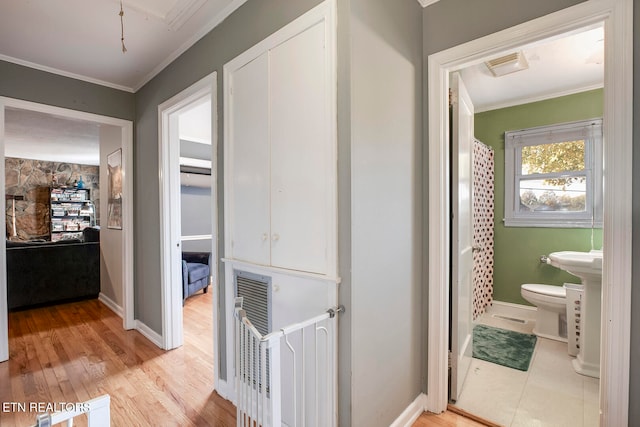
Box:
[0,97,134,362]
[158,73,218,385]
[449,25,604,427]
[426,2,633,427]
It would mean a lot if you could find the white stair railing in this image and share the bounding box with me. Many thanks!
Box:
[234,298,342,427]
[33,395,110,427]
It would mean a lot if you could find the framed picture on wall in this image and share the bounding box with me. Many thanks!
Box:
[107,148,123,230]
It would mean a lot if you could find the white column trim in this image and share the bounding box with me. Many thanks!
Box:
[158,72,217,352]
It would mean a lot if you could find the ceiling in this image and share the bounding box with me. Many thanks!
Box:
[460,25,604,112]
[0,0,246,92]
[4,108,101,166]
[4,100,211,166]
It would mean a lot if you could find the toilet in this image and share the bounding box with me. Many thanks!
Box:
[521,284,568,342]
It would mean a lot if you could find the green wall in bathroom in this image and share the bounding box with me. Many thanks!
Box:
[475,89,604,305]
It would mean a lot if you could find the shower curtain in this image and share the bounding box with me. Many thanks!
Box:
[472,139,495,320]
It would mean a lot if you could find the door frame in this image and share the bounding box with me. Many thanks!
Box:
[158,72,218,357]
[426,0,632,425]
[0,97,135,361]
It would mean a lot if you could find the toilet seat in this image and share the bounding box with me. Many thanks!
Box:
[521,283,566,298]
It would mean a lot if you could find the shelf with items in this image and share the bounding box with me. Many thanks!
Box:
[50,187,96,242]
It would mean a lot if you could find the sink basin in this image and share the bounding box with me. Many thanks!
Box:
[548,250,602,281]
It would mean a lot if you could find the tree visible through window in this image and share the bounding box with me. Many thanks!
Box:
[504,119,602,227]
[519,140,586,212]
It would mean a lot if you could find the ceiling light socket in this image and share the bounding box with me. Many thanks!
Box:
[485,51,529,77]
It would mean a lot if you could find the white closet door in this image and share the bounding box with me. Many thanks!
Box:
[229,53,271,266]
[269,21,327,274]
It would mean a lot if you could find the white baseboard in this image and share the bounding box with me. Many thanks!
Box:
[135,320,164,348]
[389,393,427,427]
[487,300,537,322]
[98,293,123,318]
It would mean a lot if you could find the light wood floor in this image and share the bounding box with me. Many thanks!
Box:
[413,406,500,427]
[0,291,236,426]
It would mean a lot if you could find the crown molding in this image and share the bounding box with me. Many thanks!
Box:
[475,82,604,113]
[417,0,440,7]
[133,0,248,91]
[0,54,135,93]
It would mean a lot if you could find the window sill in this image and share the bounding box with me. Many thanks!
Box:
[503,218,603,229]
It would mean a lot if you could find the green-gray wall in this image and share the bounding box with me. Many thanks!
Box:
[475,90,604,305]
[348,0,423,425]
[0,61,134,120]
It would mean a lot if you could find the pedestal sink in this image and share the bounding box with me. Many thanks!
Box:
[548,250,602,378]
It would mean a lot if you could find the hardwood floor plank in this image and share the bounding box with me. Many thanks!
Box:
[0,292,235,426]
[413,409,499,427]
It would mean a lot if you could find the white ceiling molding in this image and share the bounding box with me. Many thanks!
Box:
[475,83,604,113]
[166,0,209,31]
[417,0,440,7]
[119,0,209,31]
[133,0,248,91]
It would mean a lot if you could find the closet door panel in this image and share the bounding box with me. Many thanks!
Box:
[269,22,328,274]
[229,53,271,265]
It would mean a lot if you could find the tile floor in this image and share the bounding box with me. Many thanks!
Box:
[454,313,600,427]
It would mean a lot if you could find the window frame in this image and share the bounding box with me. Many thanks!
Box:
[504,118,603,228]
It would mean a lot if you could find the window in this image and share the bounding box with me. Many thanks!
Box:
[504,118,602,228]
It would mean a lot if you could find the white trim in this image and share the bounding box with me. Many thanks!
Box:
[221,258,341,285]
[0,53,135,93]
[486,300,537,322]
[99,292,124,318]
[179,157,212,169]
[0,97,133,127]
[181,234,213,242]
[135,320,164,348]
[600,0,633,422]
[389,393,428,427]
[121,119,136,331]
[427,2,632,426]
[158,72,217,352]
[475,83,604,113]
[417,0,440,8]
[133,0,248,91]
[0,96,135,361]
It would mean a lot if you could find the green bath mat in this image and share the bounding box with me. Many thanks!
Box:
[472,324,537,371]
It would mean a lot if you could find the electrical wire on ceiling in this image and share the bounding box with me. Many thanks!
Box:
[119,1,127,53]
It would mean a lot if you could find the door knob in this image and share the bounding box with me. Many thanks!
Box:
[272,233,280,242]
[262,233,268,241]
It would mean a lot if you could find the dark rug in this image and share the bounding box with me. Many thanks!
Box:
[472,324,537,371]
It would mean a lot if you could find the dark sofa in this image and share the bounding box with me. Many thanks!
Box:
[6,239,100,310]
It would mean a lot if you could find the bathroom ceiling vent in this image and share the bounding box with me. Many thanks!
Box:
[485,51,529,77]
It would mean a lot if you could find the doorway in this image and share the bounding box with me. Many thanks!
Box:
[0,97,135,362]
[426,1,633,426]
[450,26,604,425]
[158,72,218,380]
